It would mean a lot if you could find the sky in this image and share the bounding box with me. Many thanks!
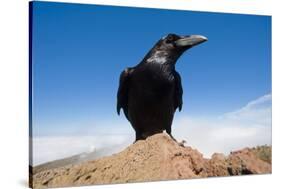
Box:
[31,2,271,165]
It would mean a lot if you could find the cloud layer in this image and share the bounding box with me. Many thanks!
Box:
[32,94,271,165]
[32,134,133,165]
[174,94,272,157]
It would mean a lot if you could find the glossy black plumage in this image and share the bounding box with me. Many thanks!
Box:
[117,33,207,141]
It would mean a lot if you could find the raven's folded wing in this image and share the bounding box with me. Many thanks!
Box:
[117,68,132,119]
[174,71,183,111]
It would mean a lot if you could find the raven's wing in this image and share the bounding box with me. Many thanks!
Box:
[174,71,183,111]
[117,68,132,119]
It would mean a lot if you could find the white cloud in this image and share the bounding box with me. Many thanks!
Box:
[32,94,271,165]
[32,134,134,166]
[221,94,272,126]
[173,94,272,157]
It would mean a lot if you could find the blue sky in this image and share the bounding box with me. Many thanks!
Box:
[32,2,271,138]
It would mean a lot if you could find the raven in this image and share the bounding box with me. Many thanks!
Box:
[117,33,207,141]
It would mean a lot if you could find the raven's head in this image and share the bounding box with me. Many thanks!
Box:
[145,33,207,65]
[160,33,207,52]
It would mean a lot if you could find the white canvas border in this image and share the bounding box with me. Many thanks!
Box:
[0,0,279,188]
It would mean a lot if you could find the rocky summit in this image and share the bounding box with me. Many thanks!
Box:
[31,133,271,189]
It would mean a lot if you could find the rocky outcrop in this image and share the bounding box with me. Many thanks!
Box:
[31,133,271,189]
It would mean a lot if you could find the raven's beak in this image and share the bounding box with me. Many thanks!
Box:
[175,35,208,47]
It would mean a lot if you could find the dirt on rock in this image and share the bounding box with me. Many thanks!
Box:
[31,133,271,189]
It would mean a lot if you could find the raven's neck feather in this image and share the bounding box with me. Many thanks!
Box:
[140,49,180,70]
[140,59,176,76]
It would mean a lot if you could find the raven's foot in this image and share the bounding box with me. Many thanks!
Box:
[178,140,187,147]
[168,133,186,147]
[133,137,145,143]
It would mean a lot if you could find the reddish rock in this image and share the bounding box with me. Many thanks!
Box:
[32,133,271,189]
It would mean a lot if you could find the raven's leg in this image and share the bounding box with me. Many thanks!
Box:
[166,126,175,140]
[134,128,143,142]
[166,127,185,147]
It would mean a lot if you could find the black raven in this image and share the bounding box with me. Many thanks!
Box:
[117,33,207,141]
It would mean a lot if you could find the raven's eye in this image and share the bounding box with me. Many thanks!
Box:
[166,35,174,43]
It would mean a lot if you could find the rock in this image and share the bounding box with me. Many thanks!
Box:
[31,133,271,189]
[226,148,272,175]
[205,153,229,176]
